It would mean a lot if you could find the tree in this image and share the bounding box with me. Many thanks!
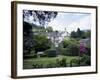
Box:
[62,39,79,56]
[71,28,90,39]
[62,39,79,48]
[84,30,91,38]
[23,22,36,55]
[34,34,51,53]
[46,26,53,32]
[23,10,58,27]
[77,28,82,38]
[70,31,77,38]
[23,22,52,55]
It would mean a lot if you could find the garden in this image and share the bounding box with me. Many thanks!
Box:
[23,10,91,69]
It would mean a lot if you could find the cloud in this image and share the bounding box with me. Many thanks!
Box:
[48,12,91,32]
[66,15,91,33]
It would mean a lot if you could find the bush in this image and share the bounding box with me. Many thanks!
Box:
[69,45,79,56]
[80,54,91,66]
[56,58,67,67]
[60,48,71,56]
[45,49,58,57]
[62,39,79,56]
[85,47,91,56]
[60,58,67,67]
[70,58,80,67]
[32,63,43,68]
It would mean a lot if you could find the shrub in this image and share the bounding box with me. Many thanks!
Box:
[70,58,80,67]
[45,49,58,57]
[32,63,43,68]
[56,58,67,67]
[80,54,91,66]
[60,48,71,56]
[86,47,91,56]
[69,44,79,56]
[60,58,67,67]
[62,39,79,56]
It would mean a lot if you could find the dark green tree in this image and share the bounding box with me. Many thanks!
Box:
[84,30,91,38]
[23,22,36,55]
[70,31,77,38]
[77,28,82,38]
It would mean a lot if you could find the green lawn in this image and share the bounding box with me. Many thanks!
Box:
[23,55,80,69]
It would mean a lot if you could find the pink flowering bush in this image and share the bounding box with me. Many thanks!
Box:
[79,43,87,54]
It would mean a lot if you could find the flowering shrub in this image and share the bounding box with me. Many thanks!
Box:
[79,43,87,54]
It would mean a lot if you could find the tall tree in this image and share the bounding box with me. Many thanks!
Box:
[23,22,36,55]
[71,31,77,38]
[77,28,82,38]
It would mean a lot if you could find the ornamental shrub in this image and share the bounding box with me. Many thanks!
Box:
[45,49,58,57]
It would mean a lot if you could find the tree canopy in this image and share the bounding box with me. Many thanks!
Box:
[23,10,58,27]
[70,28,91,39]
[34,34,51,53]
[46,26,53,32]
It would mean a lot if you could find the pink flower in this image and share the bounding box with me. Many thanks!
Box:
[79,43,87,54]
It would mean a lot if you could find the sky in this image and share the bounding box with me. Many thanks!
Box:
[48,12,91,33]
[24,10,91,33]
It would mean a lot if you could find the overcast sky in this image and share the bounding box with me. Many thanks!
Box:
[48,12,91,33]
[24,11,91,33]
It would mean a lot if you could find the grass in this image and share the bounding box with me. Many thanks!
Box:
[23,55,80,69]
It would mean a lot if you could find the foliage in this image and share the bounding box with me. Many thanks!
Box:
[23,22,36,55]
[70,58,80,67]
[62,38,79,48]
[23,22,52,55]
[77,28,83,38]
[70,31,77,38]
[23,10,58,27]
[80,54,91,66]
[56,57,67,67]
[70,28,91,39]
[62,39,79,56]
[32,63,43,68]
[34,34,51,53]
[69,45,79,56]
[46,26,53,32]
[84,30,91,38]
[79,43,91,56]
[79,43,87,54]
[86,47,91,56]
[32,25,46,32]
[60,48,71,56]
[23,55,80,69]
[45,49,58,57]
